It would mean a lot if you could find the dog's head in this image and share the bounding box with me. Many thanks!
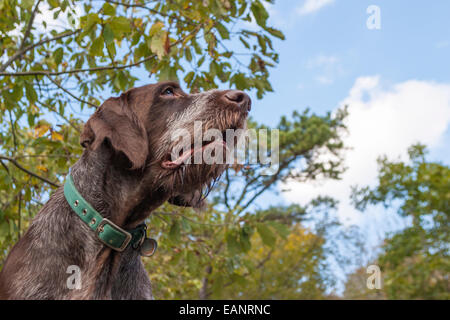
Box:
[80,81,251,208]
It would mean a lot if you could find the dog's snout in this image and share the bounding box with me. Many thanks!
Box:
[223,90,252,112]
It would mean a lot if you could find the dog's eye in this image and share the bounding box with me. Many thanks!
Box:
[162,87,174,96]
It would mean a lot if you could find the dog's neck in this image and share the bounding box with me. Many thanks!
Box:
[60,145,164,299]
[70,144,168,229]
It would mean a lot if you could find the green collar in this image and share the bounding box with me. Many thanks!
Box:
[64,173,146,252]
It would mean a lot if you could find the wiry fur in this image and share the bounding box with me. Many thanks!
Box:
[0,82,250,300]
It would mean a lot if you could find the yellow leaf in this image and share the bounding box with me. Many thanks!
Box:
[35,124,50,137]
[36,165,48,172]
[51,131,64,141]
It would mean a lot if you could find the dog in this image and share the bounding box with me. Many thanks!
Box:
[0,82,251,299]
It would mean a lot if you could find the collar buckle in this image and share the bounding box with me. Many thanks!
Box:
[96,218,132,252]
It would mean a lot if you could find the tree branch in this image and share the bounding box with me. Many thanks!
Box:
[0,27,199,77]
[0,155,61,188]
[0,29,81,72]
[46,75,99,108]
[103,0,197,26]
[0,0,42,72]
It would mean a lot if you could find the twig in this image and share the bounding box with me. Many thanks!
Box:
[0,28,201,77]
[0,0,42,72]
[46,75,99,108]
[36,100,81,133]
[0,155,61,188]
[0,30,81,72]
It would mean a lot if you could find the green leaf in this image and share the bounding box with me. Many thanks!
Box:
[256,223,276,247]
[24,82,37,104]
[185,47,192,62]
[267,221,290,239]
[103,24,114,45]
[53,47,64,64]
[239,36,250,49]
[186,250,196,273]
[102,2,116,16]
[197,55,205,67]
[226,231,240,254]
[251,0,269,27]
[239,225,252,252]
[110,16,131,36]
[265,27,285,40]
[21,0,34,10]
[216,22,230,40]
[212,274,224,296]
[89,36,104,56]
[180,217,191,233]
[169,220,181,243]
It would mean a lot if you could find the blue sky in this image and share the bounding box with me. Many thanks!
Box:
[252,0,450,127]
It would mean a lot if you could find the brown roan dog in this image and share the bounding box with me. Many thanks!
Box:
[0,81,251,299]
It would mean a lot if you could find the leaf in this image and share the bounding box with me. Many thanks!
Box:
[21,0,34,9]
[51,131,64,141]
[102,2,116,16]
[149,21,164,37]
[53,47,64,64]
[103,24,114,45]
[239,36,250,49]
[256,223,276,247]
[150,31,168,60]
[185,47,192,62]
[168,220,181,243]
[226,231,240,254]
[239,225,252,252]
[265,27,285,40]
[89,36,104,56]
[212,274,224,296]
[186,250,196,273]
[251,0,269,27]
[268,221,290,239]
[24,82,37,104]
[36,165,48,172]
[110,16,131,36]
[180,217,191,233]
[35,124,50,138]
[216,22,230,39]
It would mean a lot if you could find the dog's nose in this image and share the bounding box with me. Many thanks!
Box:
[224,90,252,112]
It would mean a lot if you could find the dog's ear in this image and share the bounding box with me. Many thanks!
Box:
[168,190,206,209]
[80,91,149,169]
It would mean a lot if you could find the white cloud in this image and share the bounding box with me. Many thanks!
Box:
[282,76,450,224]
[297,0,335,16]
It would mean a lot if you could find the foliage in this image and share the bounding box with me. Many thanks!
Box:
[351,144,450,300]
